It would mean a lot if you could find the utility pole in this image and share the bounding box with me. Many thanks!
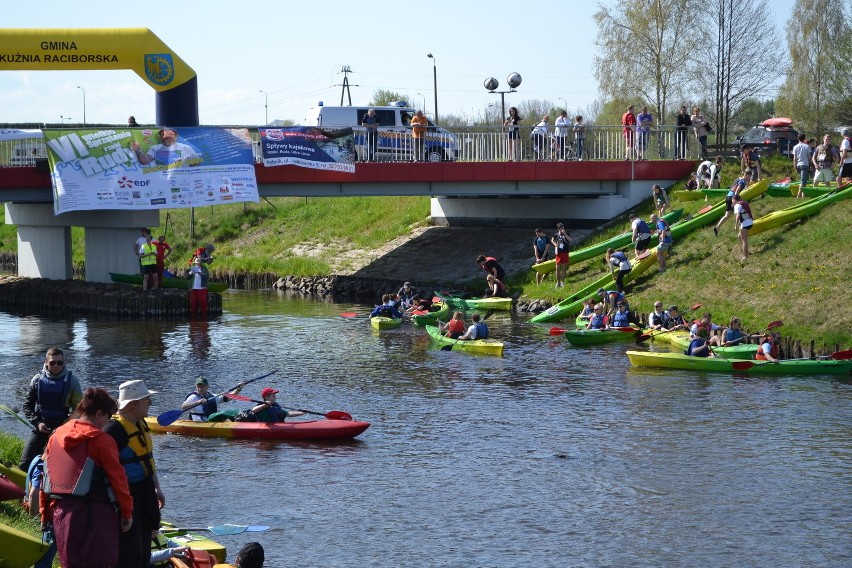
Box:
[335,66,357,106]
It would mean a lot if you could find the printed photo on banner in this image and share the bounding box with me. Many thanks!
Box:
[44,127,259,214]
[259,127,355,172]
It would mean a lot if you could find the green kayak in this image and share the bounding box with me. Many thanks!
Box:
[411,302,450,327]
[425,324,504,357]
[564,326,641,346]
[626,350,852,375]
[667,333,758,359]
[110,272,228,293]
[433,292,512,311]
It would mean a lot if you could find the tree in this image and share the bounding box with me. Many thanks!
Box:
[369,90,407,107]
[695,0,784,143]
[822,0,852,127]
[594,0,702,126]
[776,0,850,135]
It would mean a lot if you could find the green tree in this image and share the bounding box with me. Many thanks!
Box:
[369,90,408,107]
[731,99,776,131]
[823,0,852,127]
[776,0,850,135]
[594,0,702,126]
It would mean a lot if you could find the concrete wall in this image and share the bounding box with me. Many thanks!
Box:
[4,204,159,282]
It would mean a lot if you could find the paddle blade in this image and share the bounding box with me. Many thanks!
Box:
[340,312,359,318]
[483,310,496,320]
[830,349,852,360]
[208,524,249,536]
[246,525,271,532]
[549,327,568,336]
[222,392,255,403]
[732,361,755,370]
[766,320,783,329]
[636,333,653,344]
[688,303,702,312]
[696,205,713,215]
[156,409,185,426]
[325,411,353,421]
[440,344,454,351]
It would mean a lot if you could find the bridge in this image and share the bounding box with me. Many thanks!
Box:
[1,130,695,283]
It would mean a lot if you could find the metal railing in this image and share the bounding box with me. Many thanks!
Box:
[0,125,708,168]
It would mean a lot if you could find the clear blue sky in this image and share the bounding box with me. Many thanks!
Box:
[0,0,796,126]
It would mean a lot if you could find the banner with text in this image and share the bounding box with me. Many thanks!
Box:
[45,127,259,215]
[259,127,355,172]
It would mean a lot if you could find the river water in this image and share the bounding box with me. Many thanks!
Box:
[1,291,849,567]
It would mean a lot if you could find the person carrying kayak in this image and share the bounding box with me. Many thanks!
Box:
[605,248,632,294]
[249,388,304,423]
[629,214,652,259]
[181,377,243,422]
[458,313,488,340]
[597,288,628,319]
[485,274,508,297]
[440,311,466,338]
[755,332,781,362]
[650,213,673,272]
[687,327,713,357]
[713,169,751,236]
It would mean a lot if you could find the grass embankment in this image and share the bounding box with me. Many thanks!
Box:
[0,157,848,345]
[520,156,850,347]
[0,432,42,539]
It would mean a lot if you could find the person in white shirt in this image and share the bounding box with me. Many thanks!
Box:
[792,133,813,197]
[554,110,570,160]
[530,115,550,160]
[837,128,852,187]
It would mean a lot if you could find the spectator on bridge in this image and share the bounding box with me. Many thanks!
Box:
[573,116,585,160]
[690,106,709,160]
[361,109,381,162]
[127,116,139,127]
[530,115,550,161]
[622,105,636,160]
[675,105,690,159]
[636,106,653,160]
[504,107,522,161]
[554,110,570,161]
[410,110,428,162]
[130,128,201,167]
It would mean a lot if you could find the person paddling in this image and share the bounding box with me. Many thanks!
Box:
[250,387,304,423]
[755,332,781,362]
[457,313,488,341]
[181,377,243,422]
[687,327,713,357]
[440,311,466,338]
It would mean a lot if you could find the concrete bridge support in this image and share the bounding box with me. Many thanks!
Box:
[4,204,160,283]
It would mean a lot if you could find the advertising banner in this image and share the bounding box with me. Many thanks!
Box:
[259,127,355,172]
[44,127,259,215]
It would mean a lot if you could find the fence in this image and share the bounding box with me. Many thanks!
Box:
[0,125,720,167]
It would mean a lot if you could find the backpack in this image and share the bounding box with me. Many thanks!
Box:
[234,409,257,422]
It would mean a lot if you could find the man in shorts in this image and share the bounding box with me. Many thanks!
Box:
[629,214,652,258]
[811,133,839,187]
[551,222,572,288]
[838,128,852,187]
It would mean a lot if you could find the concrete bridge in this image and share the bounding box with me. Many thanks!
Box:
[1,159,694,282]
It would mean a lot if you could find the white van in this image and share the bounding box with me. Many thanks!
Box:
[304,102,457,162]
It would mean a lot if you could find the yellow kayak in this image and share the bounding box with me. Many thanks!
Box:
[0,521,50,567]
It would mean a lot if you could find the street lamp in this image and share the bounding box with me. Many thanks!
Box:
[416,92,427,112]
[60,115,72,124]
[259,90,268,125]
[484,72,522,123]
[427,53,438,123]
[77,86,86,125]
[559,98,568,111]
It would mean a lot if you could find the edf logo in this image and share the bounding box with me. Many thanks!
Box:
[118,177,150,188]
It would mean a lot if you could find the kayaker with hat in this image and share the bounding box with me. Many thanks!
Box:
[250,387,304,423]
[104,379,164,568]
[181,377,243,422]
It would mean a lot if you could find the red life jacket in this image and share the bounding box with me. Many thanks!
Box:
[755,339,779,360]
[43,436,108,499]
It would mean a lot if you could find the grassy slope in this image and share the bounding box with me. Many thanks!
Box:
[0,158,848,345]
[0,432,42,544]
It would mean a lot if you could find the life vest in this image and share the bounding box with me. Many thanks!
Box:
[473,321,488,339]
[113,415,155,483]
[448,319,466,334]
[724,328,744,345]
[612,310,631,327]
[611,251,629,267]
[36,372,72,425]
[687,338,709,357]
[186,392,217,421]
[588,314,605,329]
[737,201,753,224]
[656,220,673,242]
[649,311,670,328]
[43,435,109,499]
[635,220,650,235]
[755,339,779,360]
[140,243,158,266]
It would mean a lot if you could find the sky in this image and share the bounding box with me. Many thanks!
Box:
[0,0,797,126]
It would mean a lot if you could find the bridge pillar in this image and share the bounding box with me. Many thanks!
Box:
[4,204,159,283]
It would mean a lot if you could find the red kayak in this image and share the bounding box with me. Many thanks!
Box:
[0,474,25,501]
[145,417,370,441]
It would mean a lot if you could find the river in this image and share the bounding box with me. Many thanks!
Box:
[1,291,849,567]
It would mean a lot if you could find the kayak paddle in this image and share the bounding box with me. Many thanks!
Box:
[156,369,279,426]
[340,312,360,318]
[636,303,702,344]
[720,320,783,347]
[830,349,852,360]
[161,524,271,536]
[0,403,37,433]
[732,361,755,370]
[223,393,354,421]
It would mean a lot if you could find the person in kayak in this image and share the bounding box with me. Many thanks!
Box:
[723,317,746,346]
[370,294,403,319]
[647,301,670,330]
[713,169,751,236]
[396,282,416,309]
[577,298,596,322]
[250,387,304,423]
[597,288,628,319]
[755,332,781,362]
[20,347,84,472]
[666,305,689,331]
[485,274,508,297]
[611,301,632,327]
[458,313,488,340]
[687,327,713,357]
[440,311,466,338]
[586,304,607,330]
[691,312,726,346]
[605,248,632,294]
[41,387,133,568]
[181,377,243,422]
[476,255,506,282]
[551,223,572,288]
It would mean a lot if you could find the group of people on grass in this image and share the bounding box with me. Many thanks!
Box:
[17,347,271,568]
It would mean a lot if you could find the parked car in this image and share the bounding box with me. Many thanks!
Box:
[735,123,799,158]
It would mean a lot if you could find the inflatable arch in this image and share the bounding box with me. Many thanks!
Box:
[0,28,198,126]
